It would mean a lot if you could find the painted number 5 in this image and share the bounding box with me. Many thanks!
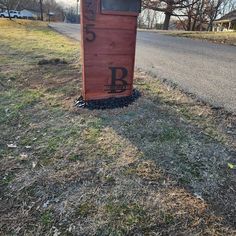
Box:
[85,24,96,42]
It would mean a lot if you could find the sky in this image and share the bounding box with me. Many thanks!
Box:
[56,0,77,7]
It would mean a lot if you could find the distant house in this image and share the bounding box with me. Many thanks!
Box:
[213,10,236,32]
[20,9,41,19]
[20,10,33,19]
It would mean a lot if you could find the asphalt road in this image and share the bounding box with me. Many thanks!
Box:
[49,23,236,113]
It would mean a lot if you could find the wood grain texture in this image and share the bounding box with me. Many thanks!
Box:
[83,29,136,55]
[93,15,137,30]
[81,0,138,101]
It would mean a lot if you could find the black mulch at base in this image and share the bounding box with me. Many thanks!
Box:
[75,90,141,110]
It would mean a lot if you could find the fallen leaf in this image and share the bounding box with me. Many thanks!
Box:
[228,163,235,169]
[32,161,37,169]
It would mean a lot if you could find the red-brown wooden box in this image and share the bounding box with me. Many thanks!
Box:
[80,0,141,101]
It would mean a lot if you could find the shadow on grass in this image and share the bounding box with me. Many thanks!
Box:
[1,67,235,234]
[88,87,236,233]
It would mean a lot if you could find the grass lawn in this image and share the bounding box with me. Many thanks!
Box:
[166,31,236,46]
[0,19,236,235]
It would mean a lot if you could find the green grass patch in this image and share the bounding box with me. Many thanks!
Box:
[40,210,53,227]
[102,202,147,233]
[159,127,186,142]
[75,202,96,218]
[0,89,43,125]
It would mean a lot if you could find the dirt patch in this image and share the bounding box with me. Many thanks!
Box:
[38,58,68,65]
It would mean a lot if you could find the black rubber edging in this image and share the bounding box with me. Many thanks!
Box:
[75,89,141,110]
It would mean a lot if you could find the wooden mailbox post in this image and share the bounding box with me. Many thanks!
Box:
[81,0,141,101]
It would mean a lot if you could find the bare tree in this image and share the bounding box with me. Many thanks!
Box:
[138,8,162,29]
[206,0,224,31]
[220,0,236,15]
[143,0,199,30]
[0,0,21,19]
[146,8,152,28]
[138,12,145,28]
[143,0,236,31]
[43,0,63,21]
[193,0,206,31]
[166,0,229,31]
[183,0,226,31]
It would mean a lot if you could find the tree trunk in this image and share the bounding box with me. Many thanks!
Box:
[207,19,213,31]
[7,8,12,20]
[39,0,43,21]
[192,16,198,31]
[163,12,171,30]
[187,14,192,31]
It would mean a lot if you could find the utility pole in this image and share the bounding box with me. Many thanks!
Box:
[39,0,43,21]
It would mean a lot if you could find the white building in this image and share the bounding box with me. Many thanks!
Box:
[20,9,39,19]
[213,10,236,32]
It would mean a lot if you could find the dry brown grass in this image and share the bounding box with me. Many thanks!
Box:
[139,29,236,46]
[166,31,236,46]
[0,19,236,235]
